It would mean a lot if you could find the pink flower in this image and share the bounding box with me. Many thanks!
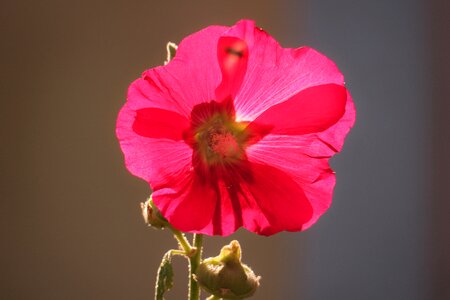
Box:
[116,20,355,236]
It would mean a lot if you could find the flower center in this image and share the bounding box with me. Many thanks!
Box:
[207,124,240,158]
[195,114,247,165]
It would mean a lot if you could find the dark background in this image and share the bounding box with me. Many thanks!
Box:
[1,0,448,299]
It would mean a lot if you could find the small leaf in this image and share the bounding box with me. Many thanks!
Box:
[155,251,174,300]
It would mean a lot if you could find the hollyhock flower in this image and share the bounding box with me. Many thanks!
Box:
[116,20,355,236]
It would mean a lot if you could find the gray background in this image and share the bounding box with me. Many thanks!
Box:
[298,0,433,299]
[1,0,448,299]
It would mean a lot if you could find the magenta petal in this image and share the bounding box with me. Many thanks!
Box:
[248,84,347,135]
[241,163,313,235]
[116,104,193,185]
[244,90,355,230]
[316,90,356,152]
[215,36,249,101]
[164,161,314,236]
[132,108,189,140]
[152,174,217,233]
[222,20,344,121]
[127,25,228,118]
[247,135,337,231]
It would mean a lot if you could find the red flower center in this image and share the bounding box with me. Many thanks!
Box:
[194,112,247,166]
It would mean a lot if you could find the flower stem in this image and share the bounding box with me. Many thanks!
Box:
[168,225,192,254]
[167,226,204,299]
[206,295,221,300]
[189,234,203,300]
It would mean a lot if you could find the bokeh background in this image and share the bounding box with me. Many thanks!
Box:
[1,0,448,299]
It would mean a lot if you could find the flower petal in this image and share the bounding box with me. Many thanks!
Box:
[215,36,249,102]
[132,108,189,140]
[162,161,314,236]
[127,25,228,118]
[248,84,347,135]
[152,173,217,233]
[247,135,335,230]
[245,90,355,229]
[222,20,344,121]
[116,103,192,185]
[153,171,254,236]
[315,89,356,152]
[241,163,314,235]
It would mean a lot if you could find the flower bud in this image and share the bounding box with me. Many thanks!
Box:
[140,197,167,229]
[195,240,260,299]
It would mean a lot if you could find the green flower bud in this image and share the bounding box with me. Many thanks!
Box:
[140,197,167,229]
[195,240,260,299]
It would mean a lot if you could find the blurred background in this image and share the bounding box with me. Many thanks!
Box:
[1,0,448,299]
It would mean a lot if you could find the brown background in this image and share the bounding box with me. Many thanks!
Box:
[1,0,448,299]
[1,1,306,299]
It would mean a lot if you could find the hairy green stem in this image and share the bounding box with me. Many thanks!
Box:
[167,249,186,256]
[168,225,192,254]
[189,234,203,300]
[167,226,204,299]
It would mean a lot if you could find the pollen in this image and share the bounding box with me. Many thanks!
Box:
[194,112,247,165]
[207,126,240,158]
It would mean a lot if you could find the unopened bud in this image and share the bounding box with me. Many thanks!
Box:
[140,197,167,229]
[195,240,260,299]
